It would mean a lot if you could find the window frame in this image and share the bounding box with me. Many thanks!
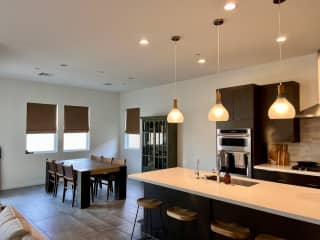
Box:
[63,132,90,152]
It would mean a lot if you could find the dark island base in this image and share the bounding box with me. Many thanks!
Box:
[143,183,320,240]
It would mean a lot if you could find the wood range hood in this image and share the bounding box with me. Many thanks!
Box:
[296,50,320,118]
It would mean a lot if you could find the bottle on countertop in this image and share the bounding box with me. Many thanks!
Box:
[224,172,231,184]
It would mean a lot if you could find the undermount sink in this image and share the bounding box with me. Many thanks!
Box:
[205,175,259,187]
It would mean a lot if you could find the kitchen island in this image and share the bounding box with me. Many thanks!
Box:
[129,167,320,240]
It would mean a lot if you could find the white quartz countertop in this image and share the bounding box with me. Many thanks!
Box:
[129,167,320,225]
[254,163,320,177]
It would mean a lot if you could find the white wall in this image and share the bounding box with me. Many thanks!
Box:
[0,79,120,190]
[120,53,318,174]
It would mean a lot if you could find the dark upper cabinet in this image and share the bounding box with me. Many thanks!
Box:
[220,87,234,121]
[259,81,300,143]
[233,85,255,120]
[217,82,300,143]
[217,84,257,129]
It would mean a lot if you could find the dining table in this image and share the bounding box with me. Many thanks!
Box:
[45,158,127,208]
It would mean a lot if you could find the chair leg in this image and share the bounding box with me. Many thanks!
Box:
[131,206,140,240]
[62,180,67,203]
[109,180,114,193]
[52,180,56,197]
[99,177,102,189]
[55,176,59,197]
[90,182,94,202]
[107,184,110,200]
[72,185,76,207]
[94,179,98,197]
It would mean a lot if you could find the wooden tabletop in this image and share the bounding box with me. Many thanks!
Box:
[57,158,121,175]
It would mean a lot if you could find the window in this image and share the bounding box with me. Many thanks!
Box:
[26,103,57,153]
[125,134,140,149]
[64,105,90,152]
[26,133,57,153]
[64,132,89,151]
[124,108,140,149]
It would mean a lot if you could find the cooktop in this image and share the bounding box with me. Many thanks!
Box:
[291,165,320,172]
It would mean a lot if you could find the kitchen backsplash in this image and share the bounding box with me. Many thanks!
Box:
[287,118,320,163]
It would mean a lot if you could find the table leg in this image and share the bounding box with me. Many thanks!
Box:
[76,171,91,208]
[114,166,127,200]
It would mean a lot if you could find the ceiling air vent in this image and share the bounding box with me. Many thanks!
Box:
[38,72,53,77]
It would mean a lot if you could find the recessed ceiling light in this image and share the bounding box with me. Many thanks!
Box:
[276,36,287,43]
[139,38,149,46]
[60,64,69,67]
[224,1,237,11]
[35,67,41,70]
[98,70,105,74]
[104,82,112,86]
[128,76,137,80]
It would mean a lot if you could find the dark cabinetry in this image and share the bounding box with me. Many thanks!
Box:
[253,169,320,189]
[217,82,300,166]
[218,82,299,142]
[217,84,264,166]
[260,81,300,143]
[141,116,177,172]
[217,84,257,129]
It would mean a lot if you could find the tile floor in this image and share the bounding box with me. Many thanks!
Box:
[0,179,145,240]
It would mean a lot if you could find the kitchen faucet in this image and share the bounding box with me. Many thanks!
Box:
[217,156,221,183]
[217,150,227,183]
[195,159,200,179]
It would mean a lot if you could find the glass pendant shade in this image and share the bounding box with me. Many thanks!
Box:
[208,90,229,122]
[167,98,184,123]
[268,84,296,119]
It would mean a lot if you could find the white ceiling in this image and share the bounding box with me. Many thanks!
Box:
[0,0,319,92]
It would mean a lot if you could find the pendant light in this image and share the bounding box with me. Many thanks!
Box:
[167,36,184,123]
[208,19,230,122]
[268,0,296,119]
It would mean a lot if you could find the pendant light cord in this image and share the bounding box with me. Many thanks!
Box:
[217,25,220,74]
[278,3,282,64]
[174,41,177,98]
[278,3,283,87]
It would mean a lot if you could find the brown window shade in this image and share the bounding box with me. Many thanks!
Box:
[125,108,140,134]
[26,103,57,134]
[64,105,89,133]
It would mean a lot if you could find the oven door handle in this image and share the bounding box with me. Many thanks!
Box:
[217,134,250,138]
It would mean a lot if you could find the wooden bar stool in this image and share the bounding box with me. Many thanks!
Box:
[131,198,163,240]
[255,234,285,240]
[211,220,251,239]
[166,206,198,239]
